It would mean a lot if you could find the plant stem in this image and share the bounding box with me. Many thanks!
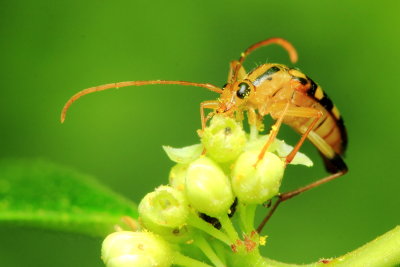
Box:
[329,225,400,267]
[244,203,257,233]
[230,251,319,267]
[187,213,231,245]
[218,213,239,243]
[194,234,226,267]
[237,201,248,233]
[173,252,214,267]
[238,202,256,234]
[228,226,400,267]
[210,239,228,266]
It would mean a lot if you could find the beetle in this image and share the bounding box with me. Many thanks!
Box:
[61,38,348,232]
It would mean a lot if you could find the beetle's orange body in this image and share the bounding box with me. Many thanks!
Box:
[61,38,348,232]
[210,52,349,231]
[217,62,347,172]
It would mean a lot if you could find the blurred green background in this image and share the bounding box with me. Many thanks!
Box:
[1,0,399,266]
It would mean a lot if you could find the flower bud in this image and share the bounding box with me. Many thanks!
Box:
[185,156,234,217]
[245,135,313,167]
[101,231,173,267]
[232,151,285,204]
[168,164,188,192]
[139,186,191,242]
[201,115,247,163]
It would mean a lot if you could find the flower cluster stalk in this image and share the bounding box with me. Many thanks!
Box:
[101,115,399,267]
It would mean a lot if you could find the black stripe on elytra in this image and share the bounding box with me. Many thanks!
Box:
[306,77,334,111]
[306,77,318,97]
[253,66,280,85]
[305,76,348,156]
[292,76,308,85]
[319,93,334,110]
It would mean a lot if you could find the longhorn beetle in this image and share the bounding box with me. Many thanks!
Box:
[61,38,348,232]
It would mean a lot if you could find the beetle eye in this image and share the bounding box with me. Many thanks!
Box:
[236,82,251,99]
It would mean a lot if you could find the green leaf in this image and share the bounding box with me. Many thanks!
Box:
[0,158,138,237]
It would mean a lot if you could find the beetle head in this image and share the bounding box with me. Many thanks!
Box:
[217,80,254,115]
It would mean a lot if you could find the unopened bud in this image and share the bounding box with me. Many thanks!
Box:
[232,151,284,204]
[201,115,247,163]
[185,156,234,217]
[168,164,188,192]
[101,231,173,267]
[139,186,191,242]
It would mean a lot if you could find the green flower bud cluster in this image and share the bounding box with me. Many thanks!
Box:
[102,115,313,267]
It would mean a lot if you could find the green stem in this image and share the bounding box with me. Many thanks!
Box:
[228,226,400,267]
[244,204,257,233]
[218,213,239,243]
[237,202,247,233]
[173,251,214,267]
[238,202,251,233]
[329,225,400,266]
[210,239,228,266]
[230,250,319,267]
[187,213,231,245]
[194,235,225,267]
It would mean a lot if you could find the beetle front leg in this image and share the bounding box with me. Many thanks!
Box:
[199,100,220,131]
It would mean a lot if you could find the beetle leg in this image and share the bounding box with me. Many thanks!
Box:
[257,168,347,233]
[255,101,290,166]
[256,106,349,233]
[246,108,260,140]
[200,100,220,131]
[257,104,322,164]
[247,108,257,125]
[282,110,323,165]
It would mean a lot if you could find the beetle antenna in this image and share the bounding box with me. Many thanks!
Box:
[61,80,223,123]
[239,37,298,64]
[232,37,298,82]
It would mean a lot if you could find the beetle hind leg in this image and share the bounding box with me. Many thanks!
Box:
[256,153,348,233]
[255,104,349,232]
